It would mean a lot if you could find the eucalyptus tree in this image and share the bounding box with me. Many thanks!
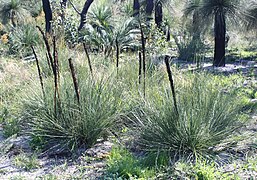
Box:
[199,0,243,67]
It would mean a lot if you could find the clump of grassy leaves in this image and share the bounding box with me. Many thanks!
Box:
[21,69,123,154]
[129,73,246,159]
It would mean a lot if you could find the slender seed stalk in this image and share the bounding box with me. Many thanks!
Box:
[83,43,93,77]
[53,36,61,114]
[115,38,119,76]
[164,56,178,115]
[45,52,51,71]
[139,21,146,98]
[68,58,80,105]
[36,26,55,75]
[31,46,45,98]
[138,51,142,84]
[53,36,60,84]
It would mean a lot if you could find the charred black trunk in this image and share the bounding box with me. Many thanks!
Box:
[78,0,94,31]
[146,0,154,23]
[133,0,140,17]
[214,12,226,67]
[42,0,53,33]
[155,1,163,28]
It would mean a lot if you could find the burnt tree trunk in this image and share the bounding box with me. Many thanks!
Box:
[78,0,94,31]
[214,12,226,67]
[133,0,140,17]
[146,0,154,23]
[42,0,53,33]
[155,1,163,28]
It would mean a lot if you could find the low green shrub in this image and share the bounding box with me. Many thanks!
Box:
[129,73,245,158]
[171,160,240,180]
[105,146,155,179]
[13,153,40,171]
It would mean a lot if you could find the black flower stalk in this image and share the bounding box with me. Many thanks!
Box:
[115,38,119,76]
[83,43,93,77]
[164,56,178,115]
[53,36,60,114]
[68,58,80,105]
[138,51,142,84]
[36,26,54,75]
[139,21,146,98]
[31,46,45,98]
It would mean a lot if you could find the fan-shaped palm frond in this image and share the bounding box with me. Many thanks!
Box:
[115,17,140,51]
[88,5,113,34]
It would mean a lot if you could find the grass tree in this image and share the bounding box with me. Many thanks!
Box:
[199,0,242,67]
[183,0,205,60]
[0,0,28,27]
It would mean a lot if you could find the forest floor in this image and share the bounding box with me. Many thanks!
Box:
[0,114,256,179]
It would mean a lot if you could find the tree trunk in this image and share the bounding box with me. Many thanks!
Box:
[155,1,162,28]
[146,0,154,23]
[78,0,94,31]
[42,0,53,33]
[214,12,226,67]
[133,0,140,17]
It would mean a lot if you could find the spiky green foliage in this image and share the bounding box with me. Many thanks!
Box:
[244,2,257,31]
[8,24,42,57]
[0,0,29,26]
[129,73,245,158]
[21,73,123,154]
